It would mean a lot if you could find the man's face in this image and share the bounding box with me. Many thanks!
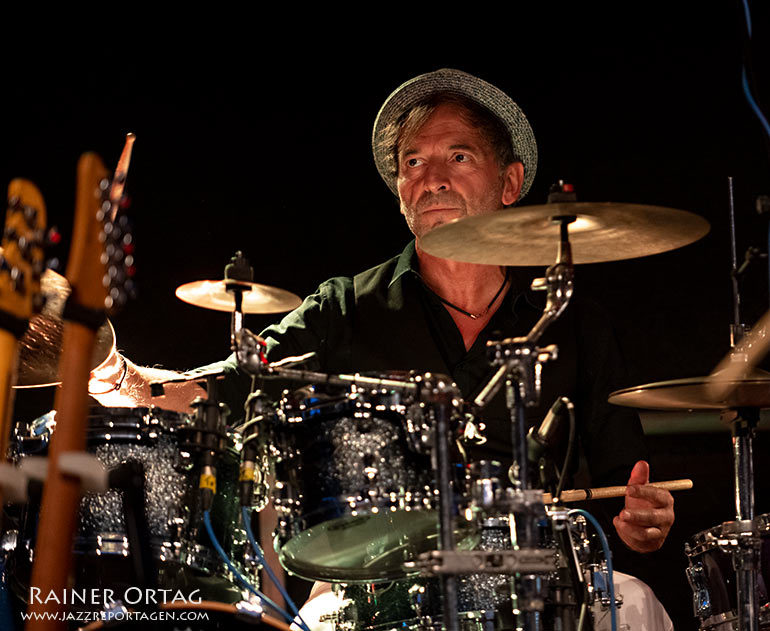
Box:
[396,103,523,240]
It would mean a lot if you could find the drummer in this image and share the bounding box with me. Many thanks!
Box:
[93,67,674,554]
[90,68,674,623]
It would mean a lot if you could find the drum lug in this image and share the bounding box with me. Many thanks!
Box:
[685,561,712,619]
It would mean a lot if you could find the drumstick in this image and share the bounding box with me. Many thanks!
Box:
[542,478,693,504]
[109,132,136,221]
[707,308,770,398]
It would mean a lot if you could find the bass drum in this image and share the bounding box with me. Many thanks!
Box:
[268,379,475,583]
[7,406,257,610]
[685,515,770,630]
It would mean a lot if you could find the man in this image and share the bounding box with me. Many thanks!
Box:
[91,68,674,628]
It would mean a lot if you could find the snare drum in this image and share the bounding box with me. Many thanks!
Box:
[269,381,473,583]
[685,515,770,630]
[9,406,256,605]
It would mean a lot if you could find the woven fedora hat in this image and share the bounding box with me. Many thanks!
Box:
[372,68,537,200]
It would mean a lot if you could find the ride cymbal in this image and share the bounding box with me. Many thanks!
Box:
[15,268,115,388]
[175,279,302,314]
[420,202,710,265]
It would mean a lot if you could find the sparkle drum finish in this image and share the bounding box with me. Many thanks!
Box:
[268,380,474,583]
[9,406,256,606]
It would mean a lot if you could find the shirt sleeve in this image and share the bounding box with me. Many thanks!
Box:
[260,276,354,371]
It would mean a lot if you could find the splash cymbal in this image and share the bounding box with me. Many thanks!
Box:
[175,279,302,314]
[15,268,116,388]
[419,202,710,265]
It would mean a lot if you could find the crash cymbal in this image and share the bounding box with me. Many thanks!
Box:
[175,279,302,314]
[15,268,116,388]
[420,202,710,265]
[608,370,770,411]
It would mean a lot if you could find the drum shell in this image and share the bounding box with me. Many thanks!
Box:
[685,516,770,630]
[270,384,472,584]
[7,406,255,607]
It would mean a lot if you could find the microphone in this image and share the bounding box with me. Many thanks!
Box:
[528,396,573,463]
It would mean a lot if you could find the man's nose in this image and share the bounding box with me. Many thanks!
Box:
[423,162,451,193]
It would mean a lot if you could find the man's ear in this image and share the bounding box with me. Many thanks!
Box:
[501,162,524,206]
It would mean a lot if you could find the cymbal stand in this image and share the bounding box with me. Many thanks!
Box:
[723,406,760,631]
[416,373,463,631]
[224,251,255,353]
[725,178,760,631]
[473,215,575,630]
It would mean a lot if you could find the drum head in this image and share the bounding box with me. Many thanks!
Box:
[279,509,475,582]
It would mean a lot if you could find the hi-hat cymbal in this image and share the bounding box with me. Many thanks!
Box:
[420,202,710,265]
[15,268,116,388]
[175,279,302,314]
[608,371,770,411]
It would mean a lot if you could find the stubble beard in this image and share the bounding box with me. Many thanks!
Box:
[402,184,505,240]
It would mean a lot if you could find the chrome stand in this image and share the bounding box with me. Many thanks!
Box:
[472,216,576,630]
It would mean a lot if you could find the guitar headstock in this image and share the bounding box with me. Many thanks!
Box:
[0,180,47,333]
[67,152,135,316]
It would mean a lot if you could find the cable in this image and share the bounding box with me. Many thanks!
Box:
[742,68,770,140]
[553,398,576,502]
[739,0,770,141]
[203,510,294,626]
[241,506,312,631]
[568,508,617,631]
[739,0,770,297]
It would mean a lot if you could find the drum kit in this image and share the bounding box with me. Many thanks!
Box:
[1,186,769,631]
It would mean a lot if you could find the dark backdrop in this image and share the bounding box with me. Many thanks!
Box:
[3,5,770,629]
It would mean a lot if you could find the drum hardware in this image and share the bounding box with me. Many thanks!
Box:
[417,372,464,631]
[406,548,555,576]
[185,373,231,513]
[684,517,769,631]
[610,240,768,631]
[611,372,764,630]
[240,388,271,509]
[475,215,574,490]
[444,214,575,630]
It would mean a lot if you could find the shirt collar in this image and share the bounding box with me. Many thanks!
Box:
[388,239,537,301]
[389,240,419,288]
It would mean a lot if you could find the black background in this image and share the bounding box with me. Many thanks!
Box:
[3,5,770,628]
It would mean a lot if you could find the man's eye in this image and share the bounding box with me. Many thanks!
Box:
[406,158,422,168]
[454,154,469,162]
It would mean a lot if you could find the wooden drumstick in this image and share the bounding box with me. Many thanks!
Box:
[108,132,136,221]
[542,478,693,504]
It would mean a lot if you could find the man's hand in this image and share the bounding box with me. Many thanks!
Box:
[613,460,674,553]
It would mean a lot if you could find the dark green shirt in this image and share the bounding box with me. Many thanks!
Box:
[214,241,647,487]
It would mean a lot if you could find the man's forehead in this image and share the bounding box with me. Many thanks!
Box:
[399,105,491,155]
